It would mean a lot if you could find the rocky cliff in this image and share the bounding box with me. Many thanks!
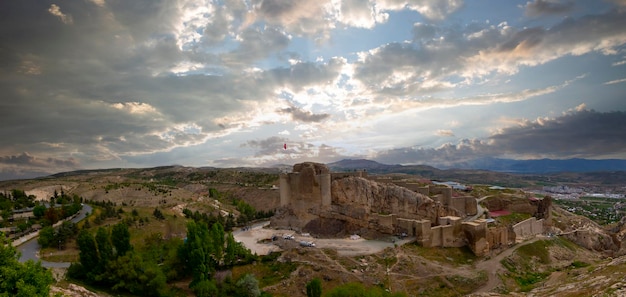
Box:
[552,206,623,256]
[329,177,445,221]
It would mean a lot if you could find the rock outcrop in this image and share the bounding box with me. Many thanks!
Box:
[329,177,445,222]
[552,207,622,256]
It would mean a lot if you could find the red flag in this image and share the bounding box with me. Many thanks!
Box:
[283,143,287,150]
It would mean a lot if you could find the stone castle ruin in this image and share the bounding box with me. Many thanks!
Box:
[271,162,548,256]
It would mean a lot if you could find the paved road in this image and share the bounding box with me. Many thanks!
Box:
[17,204,92,268]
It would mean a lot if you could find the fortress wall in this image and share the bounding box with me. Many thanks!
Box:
[431,226,443,247]
[512,217,543,241]
[397,219,432,247]
[395,218,414,235]
[438,216,461,226]
[279,174,291,207]
[532,218,544,235]
[450,196,478,216]
[392,182,425,193]
[462,220,488,256]
[441,225,456,247]
[320,173,331,207]
[416,187,430,196]
[450,198,466,215]
[487,226,509,249]
[376,213,395,233]
[428,185,452,198]
[464,197,478,216]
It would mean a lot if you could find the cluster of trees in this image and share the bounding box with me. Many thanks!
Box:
[205,188,274,226]
[37,221,79,249]
[32,203,81,226]
[68,222,169,295]
[49,189,82,205]
[1,189,83,233]
[232,198,274,226]
[182,208,236,231]
[0,189,36,221]
[85,200,123,224]
[0,234,54,296]
[180,220,256,296]
[69,216,259,297]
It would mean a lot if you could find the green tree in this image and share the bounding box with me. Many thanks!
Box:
[181,221,218,288]
[192,279,218,297]
[153,208,165,220]
[43,207,59,225]
[224,233,237,267]
[306,278,322,297]
[236,274,261,297]
[95,227,113,272]
[105,251,167,296]
[111,223,132,256]
[0,233,54,296]
[37,226,55,248]
[76,229,99,282]
[210,223,225,263]
[33,205,46,219]
[56,221,77,248]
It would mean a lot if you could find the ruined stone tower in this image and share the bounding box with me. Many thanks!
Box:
[279,162,331,208]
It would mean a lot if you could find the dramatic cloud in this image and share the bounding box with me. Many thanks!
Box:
[373,109,626,166]
[377,0,464,20]
[48,4,73,24]
[523,0,574,17]
[0,1,625,179]
[355,9,626,96]
[0,152,79,168]
[0,152,80,180]
[277,105,331,123]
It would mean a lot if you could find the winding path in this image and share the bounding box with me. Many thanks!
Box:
[474,236,544,293]
[17,204,92,268]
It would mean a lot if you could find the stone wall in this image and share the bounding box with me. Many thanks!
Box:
[462,220,488,256]
[486,226,510,249]
[512,217,544,241]
[392,182,426,193]
[450,196,478,216]
[428,185,452,206]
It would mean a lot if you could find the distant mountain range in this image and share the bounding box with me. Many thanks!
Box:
[328,158,626,174]
[452,157,626,173]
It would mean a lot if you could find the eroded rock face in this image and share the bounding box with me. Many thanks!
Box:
[553,207,622,256]
[563,228,620,256]
[330,177,445,222]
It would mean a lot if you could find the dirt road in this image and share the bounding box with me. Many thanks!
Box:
[474,236,544,293]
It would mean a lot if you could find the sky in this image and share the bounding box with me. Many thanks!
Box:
[1,0,626,180]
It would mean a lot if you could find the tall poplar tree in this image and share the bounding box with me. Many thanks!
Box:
[111,222,132,256]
